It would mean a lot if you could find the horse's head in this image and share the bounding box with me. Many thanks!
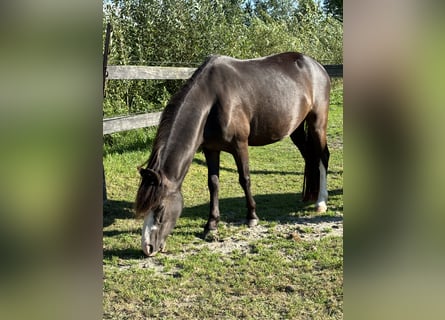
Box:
[135,167,183,256]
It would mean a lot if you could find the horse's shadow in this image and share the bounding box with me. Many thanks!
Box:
[104,248,145,260]
[103,188,343,260]
[175,189,343,236]
[103,199,135,228]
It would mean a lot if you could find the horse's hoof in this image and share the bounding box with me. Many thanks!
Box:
[203,229,219,242]
[316,204,327,213]
[247,219,259,228]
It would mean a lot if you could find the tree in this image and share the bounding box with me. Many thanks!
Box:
[323,0,342,22]
[103,0,342,117]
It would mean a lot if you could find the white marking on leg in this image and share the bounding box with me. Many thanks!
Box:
[141,212,154,254]
[316,160,328,212]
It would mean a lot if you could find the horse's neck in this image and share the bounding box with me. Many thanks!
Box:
[159,93,212,186]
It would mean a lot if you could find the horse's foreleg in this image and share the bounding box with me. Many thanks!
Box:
[233,142,259,227]
[203,148,221,236]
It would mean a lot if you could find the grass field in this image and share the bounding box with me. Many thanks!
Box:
[103,81,343,319]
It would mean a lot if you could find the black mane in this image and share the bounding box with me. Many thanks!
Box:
[135,56,217,217]
[140,55,218,172]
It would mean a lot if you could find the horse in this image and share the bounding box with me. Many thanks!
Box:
[135,52,330,256]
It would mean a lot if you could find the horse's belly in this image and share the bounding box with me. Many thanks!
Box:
[248,135,283,146]
[247,117,298,146]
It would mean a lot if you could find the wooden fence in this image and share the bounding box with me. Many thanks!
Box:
[103,64,342,135]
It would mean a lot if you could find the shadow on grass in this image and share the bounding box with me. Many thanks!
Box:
[103,188,343,230]
[179,189,343,224]
[104,248,145,260]
[103,199,135,228]
[103,189,343,260]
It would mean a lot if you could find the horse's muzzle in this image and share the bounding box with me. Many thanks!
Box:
[143,244,156,257]
[143,242,167,257]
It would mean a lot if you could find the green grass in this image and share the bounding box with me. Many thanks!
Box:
[103,81,343,319]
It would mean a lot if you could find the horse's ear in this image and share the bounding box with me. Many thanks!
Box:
[138,167,161,186]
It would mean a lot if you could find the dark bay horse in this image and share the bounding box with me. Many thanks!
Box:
[135,52,330,256]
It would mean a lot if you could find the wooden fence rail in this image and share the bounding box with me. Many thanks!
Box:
[107,66,196,80]
[103,64,342,135]
[103,112,162,135]
[106,65,342,81]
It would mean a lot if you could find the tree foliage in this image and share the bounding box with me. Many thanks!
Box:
[323,0,342,22]
[103,0,342,117]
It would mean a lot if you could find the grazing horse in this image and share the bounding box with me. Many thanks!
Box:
[135,52,330,256]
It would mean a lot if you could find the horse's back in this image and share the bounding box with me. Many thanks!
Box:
[203,52,330,147]
[212,52,330,111]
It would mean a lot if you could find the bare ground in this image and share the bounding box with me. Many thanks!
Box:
[131,213,343,273]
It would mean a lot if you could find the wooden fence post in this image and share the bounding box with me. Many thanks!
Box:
[103,22,112,202]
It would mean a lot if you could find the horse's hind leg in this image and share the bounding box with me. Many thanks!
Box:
[203,148,221,237]
[291,112,330,212]
[315,147,329,212]
[291,120,318,202]
[290,120,307,159]
[308,110,330,212]
[232,141,259,227]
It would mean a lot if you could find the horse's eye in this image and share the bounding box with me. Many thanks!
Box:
[155,207,164,224]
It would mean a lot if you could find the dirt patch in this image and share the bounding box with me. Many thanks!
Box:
[130,214,343,273]
[195,215,343,255]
